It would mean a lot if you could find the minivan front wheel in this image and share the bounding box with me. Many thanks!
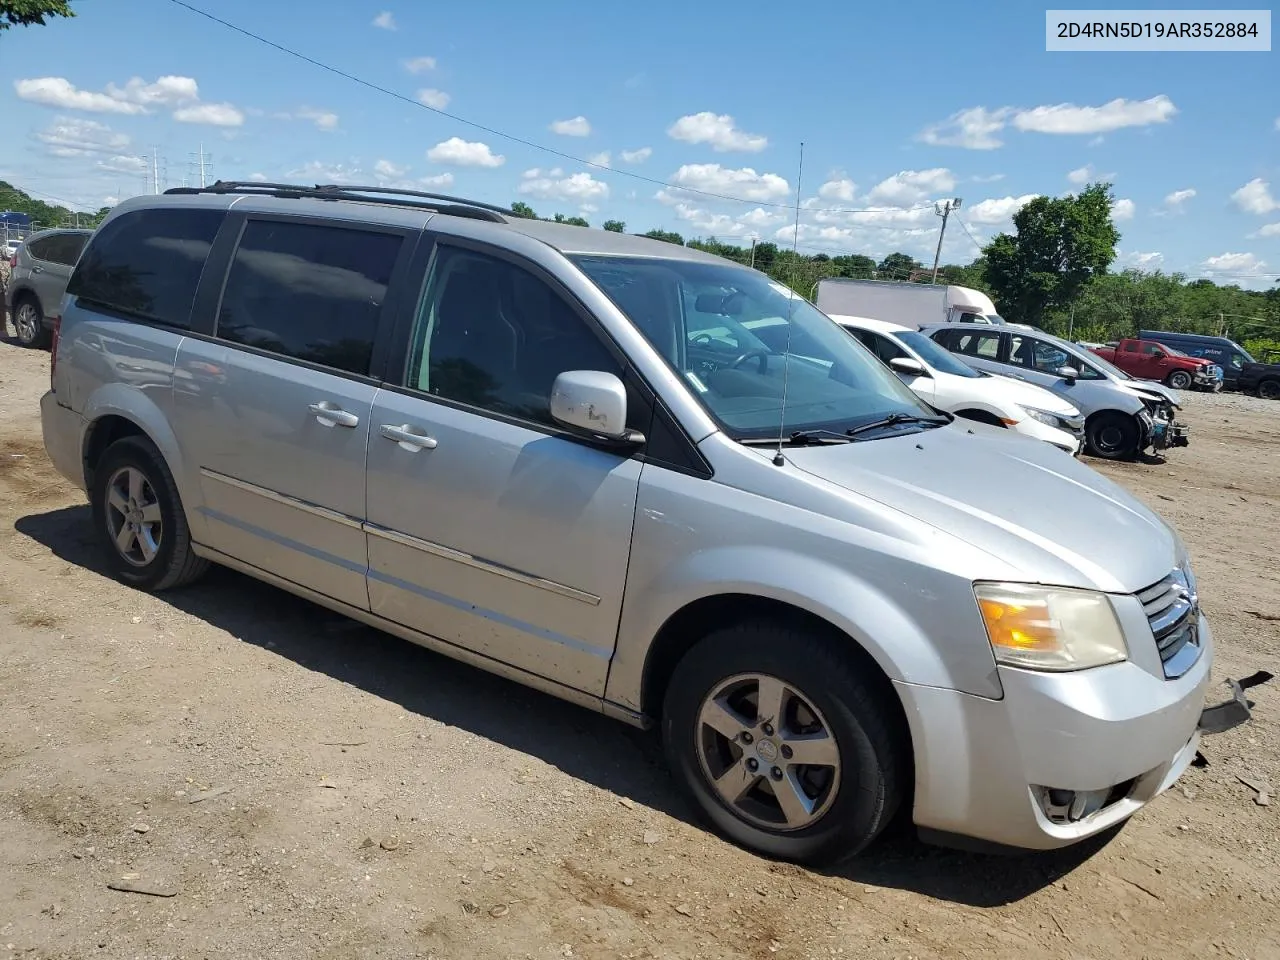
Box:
[90,436,209,591]
[1085,412,1141,459]
[662,622,906,866]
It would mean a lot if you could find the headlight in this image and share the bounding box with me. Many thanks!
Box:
[1019,405,1062,428]
[974,582,1128,671]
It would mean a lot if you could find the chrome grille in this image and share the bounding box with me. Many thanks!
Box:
[1138,568,1200,678]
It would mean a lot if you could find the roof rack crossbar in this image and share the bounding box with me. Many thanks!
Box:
[163,180,509,223]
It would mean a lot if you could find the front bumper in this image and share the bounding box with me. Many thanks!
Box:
[899,613,1214,851]
[1012,417,1085,456]
[1149,417,1190,450]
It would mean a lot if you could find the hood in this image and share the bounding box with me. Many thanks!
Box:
[784,423,1177,594]
[979,373,1080,416]
[1121,380,1180,406]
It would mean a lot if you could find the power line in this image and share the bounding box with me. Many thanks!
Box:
[953,216,985,254]
[161,0,933,217]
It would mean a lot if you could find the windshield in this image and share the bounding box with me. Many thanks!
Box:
[572,256,938,440]
[896,330,982,378]
[1082,348,1132,380]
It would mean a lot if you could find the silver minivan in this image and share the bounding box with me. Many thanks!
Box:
[40,183,1232,865]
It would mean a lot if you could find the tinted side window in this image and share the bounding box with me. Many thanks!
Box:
[867,332,908,365]
[1140,342,1162,355]
[38,233,89,266]
[406,245,623,428]
[217,220,402,377]
[955,332,1002,359]
[24,236,53,262]
[68,208,223,328]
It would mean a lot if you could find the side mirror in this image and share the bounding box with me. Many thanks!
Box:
[1056,365,1079,383]
[889,356,926,377]
[550,370,641,444]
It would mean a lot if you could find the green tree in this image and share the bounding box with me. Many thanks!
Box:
[1,0,74,30]
[640,228,684,245]
[983,182,1120,326]
[832,254,876,278]
[552,213,589,227]
[602,219,625,233]
[876,252,921,279]
[509,201,537,219]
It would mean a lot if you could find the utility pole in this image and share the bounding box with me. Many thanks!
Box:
[930,197,962,283]
[152,148,160,195]
[189,143,212,188]
[749,237,757,269]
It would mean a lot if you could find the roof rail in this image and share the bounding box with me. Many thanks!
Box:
[163,180,511,223]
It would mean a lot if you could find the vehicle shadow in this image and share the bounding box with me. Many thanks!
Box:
[15,503,1113,908]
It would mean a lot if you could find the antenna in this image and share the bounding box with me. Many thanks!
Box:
[772,142,806,467]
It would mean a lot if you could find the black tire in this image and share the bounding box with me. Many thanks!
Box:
[11,293,47,348]
[1259,379,1280,401]
[90,436,209,591]
[1165,370,1192,390]
[1085,411,1141,460]
[662,621,907,866]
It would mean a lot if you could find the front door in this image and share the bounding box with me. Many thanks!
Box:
[364,241,642,695]
[172,215,412,610]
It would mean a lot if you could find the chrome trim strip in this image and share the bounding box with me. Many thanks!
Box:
[199,467,363,530]
[363,522,601,606]
[1150,597,1193,637]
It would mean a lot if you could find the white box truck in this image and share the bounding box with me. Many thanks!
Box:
[814,278,1005,329]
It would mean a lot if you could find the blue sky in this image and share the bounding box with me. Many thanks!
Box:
[2,0,1277,286]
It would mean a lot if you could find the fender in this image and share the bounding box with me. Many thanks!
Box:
[79,383,209,543]
[605,542,1004,715]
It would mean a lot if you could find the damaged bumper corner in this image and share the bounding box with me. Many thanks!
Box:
[1198,670,1273,735]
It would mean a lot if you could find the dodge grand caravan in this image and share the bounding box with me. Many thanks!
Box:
[41,182,1221,865]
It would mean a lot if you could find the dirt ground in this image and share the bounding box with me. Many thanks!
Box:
[1,335,1277,960]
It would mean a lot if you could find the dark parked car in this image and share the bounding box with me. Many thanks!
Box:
[4,227,94,348]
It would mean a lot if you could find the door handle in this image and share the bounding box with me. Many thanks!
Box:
[380,423,438,451]
[308,401,359,428]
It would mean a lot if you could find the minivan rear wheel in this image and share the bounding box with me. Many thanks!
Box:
[662,622,906,866]
[90,436,209,591]
[1085,412,1140,459]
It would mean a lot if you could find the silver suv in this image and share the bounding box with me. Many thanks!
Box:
[4,227,94,347]
[41,182,1223,864]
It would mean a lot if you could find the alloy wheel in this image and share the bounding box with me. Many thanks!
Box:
[14,303,39,344]
[695,672,841,832]
[104,466,163,567]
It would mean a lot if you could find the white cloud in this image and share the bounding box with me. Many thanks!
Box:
[918,106,1013,150]
[286,161,364,183]
[420,173,455,188]
[1201,252,1268,274]
[667,112,767,153]
[619,147,652,164]
[817,178,856,202]
[662,163,790,203]
[518,170,609,205]
[426,137,505,167]
[918,96,1177,150]
[173,102,244,127]
[549,116,591,137]
[1250,222,1280,238]
[416,88,450,110]
[106,75,198,107]
[972,173,1006,183]
[247,172,268,182]
[1164,188,1196,209]
[966,194,1040,224]
[374,159,408,179]
[1012,95,1176,135]
[1066,163,1115,185]
[866,168,956,207]
[372,11,397,30]
[669,202,749,237]
[403,56,436,73]
[1111,198,1136,221]
[739,207,781,227]
[96,155,148,174]
[16,77,146,114]
[1231,178,1279,215]
[587,151,611,167]
[296,107,339,131]
[35,117,131,156]
[1120,250,1164,268]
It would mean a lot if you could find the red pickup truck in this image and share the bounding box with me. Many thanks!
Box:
[1089,338,1222,391]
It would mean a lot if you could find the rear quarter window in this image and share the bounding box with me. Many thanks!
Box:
[67,208,223,328]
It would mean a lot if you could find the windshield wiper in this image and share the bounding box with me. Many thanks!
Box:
[740,429,854,446]
[845,412,950,437]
